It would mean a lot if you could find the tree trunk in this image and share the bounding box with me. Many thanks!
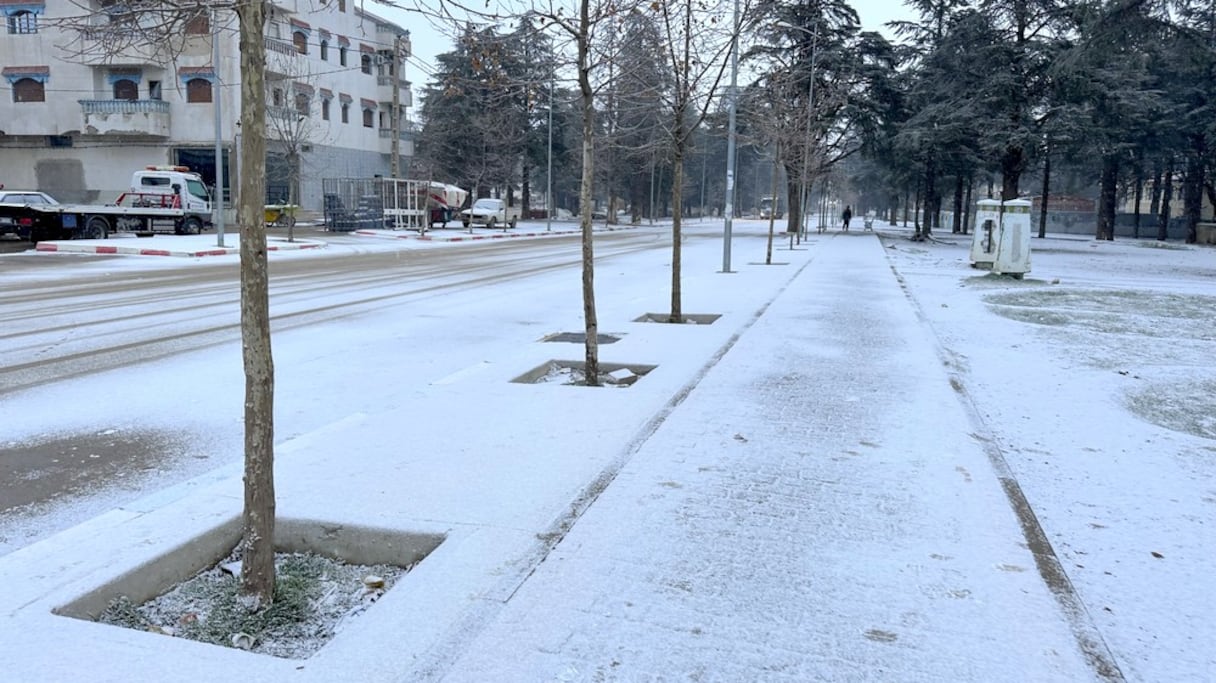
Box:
[765,146,781,265]
[576,3,600,386]
[1097,153,1118,241]
[1149,159,1162,218]
[1001,144,1024,201]
[289,150,301,243]
[235,0,276,609]
[784,174,800,234]
[669,137,685,322]
[1158,158,1173,241]
[920,158,937,237]
[522,157,531,216]
[1038,151,1050,239]
[1183,146,1204,244]
[1131,150,1143,239]
[962,178,972,235]
[951,175,963,233]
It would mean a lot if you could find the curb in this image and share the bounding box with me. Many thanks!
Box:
[353,223,644,242]
[34,239,325,258]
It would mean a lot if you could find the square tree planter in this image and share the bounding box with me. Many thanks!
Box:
[512,360,657,387]
[540,332,622,344]
[54,518,443,658]
[633,313,721,325]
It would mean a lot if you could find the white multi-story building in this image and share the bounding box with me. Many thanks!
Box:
[0,0,413,212]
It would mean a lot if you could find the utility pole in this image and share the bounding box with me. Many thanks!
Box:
[212,7,226,247]
[390,33,402,179]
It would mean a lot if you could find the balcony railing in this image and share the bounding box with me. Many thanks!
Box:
[79,99,171,137]
[80,99,169,115]
[377,127,411,139]
[264,37,299,57]
[267,105,307,122]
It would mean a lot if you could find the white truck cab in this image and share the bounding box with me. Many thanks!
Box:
[127,166,211,213]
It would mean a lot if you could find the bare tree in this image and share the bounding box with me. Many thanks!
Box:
[233,0,275,608]
[408,0,652,384]
[653,0,736,322]
[739,71,804,262]
[55,0,277,606]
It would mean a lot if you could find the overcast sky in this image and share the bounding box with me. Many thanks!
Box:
[383,1,917,104]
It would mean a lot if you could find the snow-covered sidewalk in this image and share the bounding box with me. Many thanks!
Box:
[437,232,1107,681]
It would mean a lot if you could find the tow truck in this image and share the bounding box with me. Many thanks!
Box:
[0,166,213,241]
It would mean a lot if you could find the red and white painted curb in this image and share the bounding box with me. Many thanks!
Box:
[34,239,324,258]
[353,223,641,242]
[31,223,648,257]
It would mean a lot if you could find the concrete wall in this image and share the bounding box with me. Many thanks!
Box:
[0,144,172,203]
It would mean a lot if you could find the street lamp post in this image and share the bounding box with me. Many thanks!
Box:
[721,0,739,273]
[547,72,553,232]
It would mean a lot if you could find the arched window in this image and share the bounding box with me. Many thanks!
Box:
[185,78,212,103]
[292,31,307,54]
[339,46,348,66]
[113,78,138,100]
[362,108,373,128]
[6,10,38,34]
[12,77,45,102]
[319,39,328,61]
[360,53,372,75]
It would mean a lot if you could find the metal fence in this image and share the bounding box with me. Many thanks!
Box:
[320,177,429,232]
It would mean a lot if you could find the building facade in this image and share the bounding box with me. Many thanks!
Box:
[0,0,413,212]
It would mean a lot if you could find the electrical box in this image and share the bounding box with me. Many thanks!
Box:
[970,198,1031,278]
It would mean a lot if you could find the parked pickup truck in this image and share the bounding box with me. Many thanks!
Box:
[460,197,520,230]
[0,166,212,241]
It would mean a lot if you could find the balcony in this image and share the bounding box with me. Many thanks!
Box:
[79,99,170,137]
[264,37,300,58]
[375,79,412,106]
[377,128,414,155]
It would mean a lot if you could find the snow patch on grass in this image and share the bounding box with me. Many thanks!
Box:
[98,551,409,659]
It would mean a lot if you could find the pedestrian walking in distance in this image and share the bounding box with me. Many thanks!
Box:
[841,205,853,232]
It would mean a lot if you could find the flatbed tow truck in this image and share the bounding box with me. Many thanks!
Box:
[0,166,213,241]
